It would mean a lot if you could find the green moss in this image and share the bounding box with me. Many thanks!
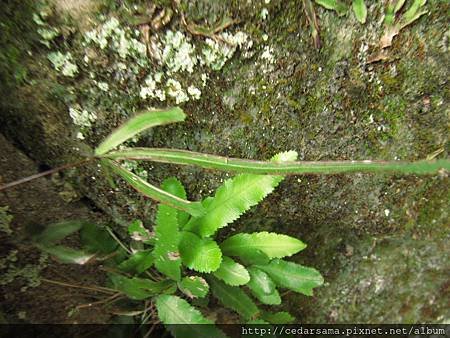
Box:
[0,207,13,235]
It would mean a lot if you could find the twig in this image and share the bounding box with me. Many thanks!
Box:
[76,293,123,310]
[41,277,117,295]
[0,158,95,192]
[106,226,132,255]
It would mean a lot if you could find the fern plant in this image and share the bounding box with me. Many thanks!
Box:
[4,105,448,332]
[35,160,323,334]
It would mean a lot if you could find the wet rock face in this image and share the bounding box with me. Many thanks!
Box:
[0,0,448,323]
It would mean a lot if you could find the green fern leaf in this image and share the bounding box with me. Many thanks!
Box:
[315,0,347,16]
[352,0,367,24]
[160,177,190,227]
[208,277,260,320]
[247,267,281,305]
[178,276,209,298]
[185,151,298,237]
[155,295,227,338]
[106,160,205,217]
[221,232,306,259]
[95,107,185,155]
[80,222,117,254]
[118,250,154,274]
[255,259,324,296]
[128,219,154,243]
[109,274,176,300]
[238,249,270,266]
[213,256,250,286]
[34,220,85,245]
[39,245,95,265]
[261,311,295,324]
[179,231,222,273]
[153,178,184,281]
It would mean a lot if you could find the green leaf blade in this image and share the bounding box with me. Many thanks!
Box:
[208,277,260,320]
[186,151,298,237]
[110,274,175,300]
[255,259,324,296]
[161,177,190,227]
[156,295,227,338]
[105,160,205,217]
[103,147,449,175]
[178,276,209,298]
[221,232,306,259]
[179,231,222,273]
[261,311,295,324]
[247,267,281,305]
[34,220,85,245]
[117,250,154,274]
[315,0,347,16]
[153,178,184,281]
[39,245,95,265]
[80,222,118,254]
[352,0,367,24]
[95,107,185,155]
[213,256,250,286]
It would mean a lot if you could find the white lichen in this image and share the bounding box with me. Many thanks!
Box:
[47,52,78,77]
[68,107,97,128]
[162,31,197,73]
[84,17,146,61]
[201,73,208,87]
[261,45,275,63]
[201,31,251,71]
[97,81,109,91]
[187,85,201,100]
[166,79,189,104]
[261,8,269,20]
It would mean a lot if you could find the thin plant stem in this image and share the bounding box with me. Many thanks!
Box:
[106,226,132,255]
[0,158,95,192]
[76,292,123,310]
[41,277,116,295]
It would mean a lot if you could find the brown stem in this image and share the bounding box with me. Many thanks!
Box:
[0,157,95,192]
[41,277,116,295]
[76,293,123,310]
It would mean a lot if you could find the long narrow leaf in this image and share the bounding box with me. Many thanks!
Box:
[184,151,298,237]
[208,277,260,320]
[155,295,227,338]
[178,276,209,299]
[95,107,186,155]
[34,220,86,245]
[352,0,367,24]
[255,259,324,296]
[110,274,176,300]
[153,178,183,281]
[315,0,347,16]
[117,250,154,274]
[213,256,250,286]
[103,148,450,175]
[104,160,205,217]
[38,245,95,265]
[220,232,306,259]
[247,267,281,305]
